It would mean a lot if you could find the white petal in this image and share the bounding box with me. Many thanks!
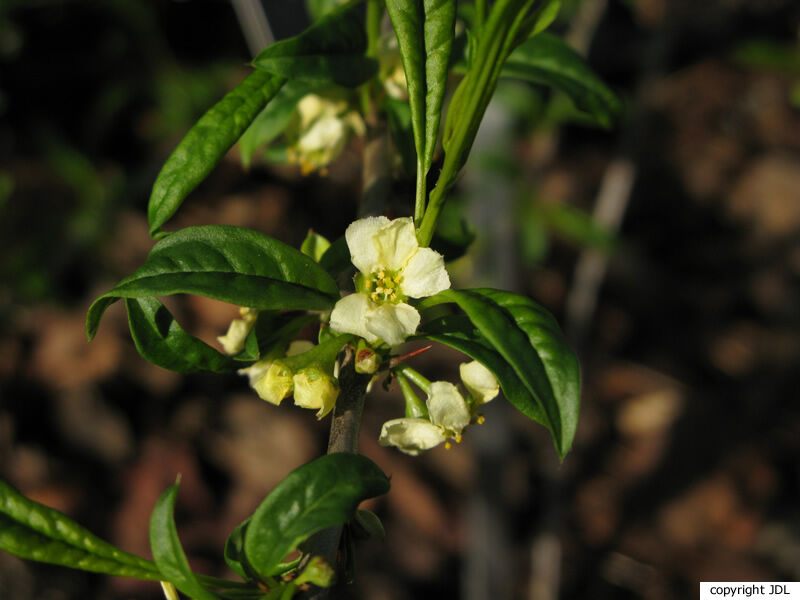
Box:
[217,314,256,355]
[298,115,346,154]
[460,361,500,405]
[329,293,377,342]
[427,381,471,433]
[345,216,390,274]
[372,217,418,271]
[238,359,272,387]
[401,247,450,298]
[379,418,447,455]
[365,302,420,347]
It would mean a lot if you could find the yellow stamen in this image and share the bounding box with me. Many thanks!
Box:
[455,434,462,443]
[445,442,452,450]
[371,292,379,301]
[477,416,486,424]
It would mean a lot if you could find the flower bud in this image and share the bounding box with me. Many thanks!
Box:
[293,367,339,419]
[217,308,257,355]
[459,361,499,405]
[253,362,294,406]
[355,347,380,374]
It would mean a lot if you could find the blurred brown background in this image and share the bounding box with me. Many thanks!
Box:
[1,1,799,599]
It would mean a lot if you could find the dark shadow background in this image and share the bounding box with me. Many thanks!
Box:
[1,1,800,599]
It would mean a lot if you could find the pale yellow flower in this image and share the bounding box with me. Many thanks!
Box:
[379,381,470,455]
[329,217,450,347]
[217,307,258,355]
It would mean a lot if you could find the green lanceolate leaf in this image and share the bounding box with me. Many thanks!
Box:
[418,0,538,245]
[502,32,620,128]
[417,314,547,424]
[244,453,390,579]
[385,0,455,208]
[419,288,580,457]
[148,70,286,237]
[150,481,221,600]
[86,225,339,341]
[223,519,252,580]
[238,79,318,169]
[422,0,456,171]
[125,297,241,374]
[0,479,160,579]
[253,2,377,87]
[385,0,426,163]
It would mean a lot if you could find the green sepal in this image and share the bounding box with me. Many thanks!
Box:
[301,230,332,262]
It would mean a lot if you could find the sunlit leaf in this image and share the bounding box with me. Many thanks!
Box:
[244,453,390,578]
[150,481,221,600]
[87,226,339,341]
[0,480,160,580]
[419,288,580,457]
[148,70,285,237]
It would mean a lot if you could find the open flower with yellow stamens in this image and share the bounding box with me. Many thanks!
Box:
[379,361,500,455]
[379,381,471,455]
[329,216,450,347]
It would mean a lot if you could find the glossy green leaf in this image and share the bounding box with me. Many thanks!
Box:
[150,481,221,600]
[125,297,241,374]
[148,70,286,237]
[417,314,547,424]
[244,453,390,578]
[418,0,539,245]
[223,519,251,580]
[238,80,318,169]
[502,32,620,128]
[0,479,161,579]
[385,0,455,171]
[253,2,377,87]
[87,225,339,341]
[422,0,456,170]
[418,288,580,457]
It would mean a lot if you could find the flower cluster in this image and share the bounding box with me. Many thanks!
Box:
[219,217,493,456]
[330,216,450,347]
[379,361,500,455]
[238,340,339,419]
[286,94,365,175]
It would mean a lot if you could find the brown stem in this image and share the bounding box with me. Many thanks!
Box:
[303,119,390,599]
